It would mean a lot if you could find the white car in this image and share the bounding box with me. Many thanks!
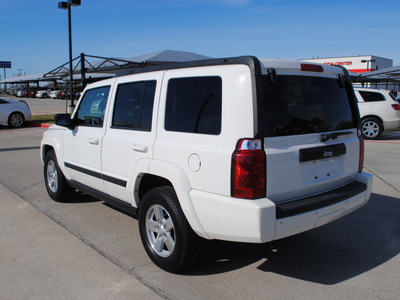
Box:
[41,57,372,272]
[0,98,32,128]
[16,89,25,97]
[50,90,62,99]
[354,87,400,139]
[36,89,51,98]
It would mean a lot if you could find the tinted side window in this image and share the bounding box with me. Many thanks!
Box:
[0,99,7,104]
[112,81,156,131]
[75,86,110,127]
[165,77,222,135]
[359,91,385,102]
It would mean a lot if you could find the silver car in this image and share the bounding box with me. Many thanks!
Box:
[0,98,32,128]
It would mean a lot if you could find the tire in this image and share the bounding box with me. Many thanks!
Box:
[138,186,203,273]
[42,94,48,98]
[361,117,383,140]
[8,112,25,128]
[44,150,74,202]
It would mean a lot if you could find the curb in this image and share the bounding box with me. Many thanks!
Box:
[28,122,51,128]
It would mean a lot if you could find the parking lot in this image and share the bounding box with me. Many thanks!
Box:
[0,117,399,298]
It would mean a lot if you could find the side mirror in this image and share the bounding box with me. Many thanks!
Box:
[55,113,75,129]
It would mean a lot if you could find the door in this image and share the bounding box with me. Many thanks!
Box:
[63,85,112,193]
[101,72,163,204]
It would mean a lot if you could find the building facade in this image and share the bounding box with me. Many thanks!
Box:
[302,55,393,73]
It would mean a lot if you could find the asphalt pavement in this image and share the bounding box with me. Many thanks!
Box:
[0,124,399,299]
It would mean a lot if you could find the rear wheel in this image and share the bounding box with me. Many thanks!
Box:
[361,117,383,139]
[8,112,25,128]
[44,150,74,202]
[138,186,203,273]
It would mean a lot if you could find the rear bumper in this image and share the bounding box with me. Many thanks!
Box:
[384,118,400,131]
[190,172,373,243]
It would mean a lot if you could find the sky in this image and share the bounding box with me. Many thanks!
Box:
[1,0,399,78]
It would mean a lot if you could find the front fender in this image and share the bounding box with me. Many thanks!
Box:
[40,126,71,180]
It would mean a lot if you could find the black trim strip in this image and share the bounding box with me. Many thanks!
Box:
[275,181,367,219]
[65,162,127,187]
[68,180,136,216]
[65,162,102,179]
[102,174,127,187]
[299,143,346,162]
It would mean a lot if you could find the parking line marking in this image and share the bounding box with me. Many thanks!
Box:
[365,140,400,144]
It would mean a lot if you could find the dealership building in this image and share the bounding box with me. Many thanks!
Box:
[303,55,399,91]
[302,55,393,73]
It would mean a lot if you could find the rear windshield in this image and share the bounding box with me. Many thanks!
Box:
[258,75,356,137]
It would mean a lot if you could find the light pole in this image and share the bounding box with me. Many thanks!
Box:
[58,0,81,113]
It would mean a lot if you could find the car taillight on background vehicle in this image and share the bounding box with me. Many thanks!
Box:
[358,128,365,173]
[391,104,400,111]
[231,138,266,199]
[19,100,30,109]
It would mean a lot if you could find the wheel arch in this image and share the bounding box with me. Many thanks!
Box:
[40,136,71,180]
[8,110,25,120]
[134,160,209,239]
[361,115,385,129]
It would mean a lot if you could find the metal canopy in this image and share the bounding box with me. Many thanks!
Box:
[0,50,211,88]
[351,65,400,85]
[0,73,56,84]
[43,50,211,78]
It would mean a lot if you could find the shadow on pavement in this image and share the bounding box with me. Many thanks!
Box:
[185,192,400,284]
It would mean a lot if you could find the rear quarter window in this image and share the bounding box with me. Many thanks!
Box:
[165,76,222,135]
[358,91,385,102]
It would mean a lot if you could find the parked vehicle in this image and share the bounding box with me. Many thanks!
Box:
[57,91,67,100]
[36,89,52,98]
[41,57,372,273]
[354,87,400,139]
[22,90,30,97]
[0,97,32,128]
[30,89,38,98]
[50,90,62,99]
[16,89,26,97]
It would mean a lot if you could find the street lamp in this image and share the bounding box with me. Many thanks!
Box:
[58,0,81,113]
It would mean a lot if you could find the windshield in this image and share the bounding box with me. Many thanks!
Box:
[258,75,356,137]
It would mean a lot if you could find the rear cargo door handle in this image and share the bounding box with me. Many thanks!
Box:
[132,144,148,153]
[88,138,99,145]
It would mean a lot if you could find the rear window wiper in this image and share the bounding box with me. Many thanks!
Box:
[320,131,352,142]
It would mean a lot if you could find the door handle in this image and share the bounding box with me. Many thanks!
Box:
[132,144,148,153]
[88,138,99,145]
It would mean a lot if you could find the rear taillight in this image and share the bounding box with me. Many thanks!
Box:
[391,104,400,111]
[357,129,364,173]
[19,100,30,109]
[231,139,266,199]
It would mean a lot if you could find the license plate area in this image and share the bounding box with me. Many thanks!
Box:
[299,144,346,183]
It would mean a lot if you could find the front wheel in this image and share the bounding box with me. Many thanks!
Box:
[44,150,74,202]
[138,186,203,273]
[361,117,383,139]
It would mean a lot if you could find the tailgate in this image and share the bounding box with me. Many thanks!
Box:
[264,130,360,202]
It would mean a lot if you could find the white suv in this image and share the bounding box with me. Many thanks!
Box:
[41,57,372,272]
[354,87,400,139]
